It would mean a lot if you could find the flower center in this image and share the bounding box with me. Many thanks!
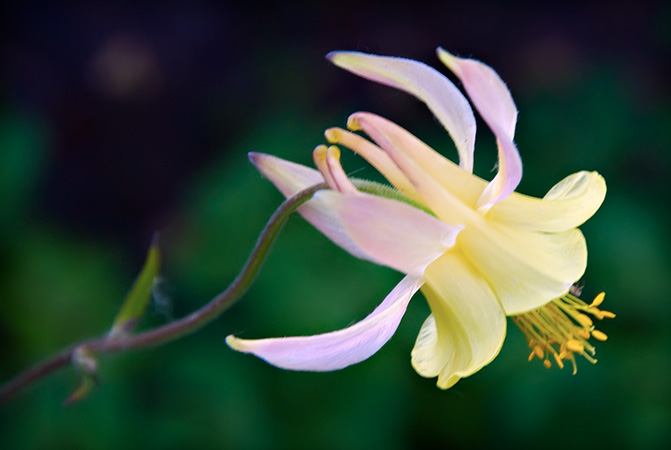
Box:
[511,290,615,374]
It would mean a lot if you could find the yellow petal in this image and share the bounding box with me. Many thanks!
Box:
[488,171,607,232]
[411,251,506,389]
[459,224,588,315]
[344,122,586,314]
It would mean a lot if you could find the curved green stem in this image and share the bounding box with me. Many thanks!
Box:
[0,183,326,404]
[93,182,328,352]
[0,177,427,404]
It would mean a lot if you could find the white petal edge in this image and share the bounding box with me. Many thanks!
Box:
[226,275,424,371]
[328,51,477,171]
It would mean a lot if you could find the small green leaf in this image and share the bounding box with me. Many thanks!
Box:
[109,234,161,337]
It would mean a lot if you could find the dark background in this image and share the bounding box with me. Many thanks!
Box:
[1,2,669,449]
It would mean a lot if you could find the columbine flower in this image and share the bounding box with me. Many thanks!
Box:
[226,48,611,388]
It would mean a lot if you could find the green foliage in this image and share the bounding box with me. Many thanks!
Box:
[1,14,670,449]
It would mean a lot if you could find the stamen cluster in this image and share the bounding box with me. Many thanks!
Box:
[512,291,614,374]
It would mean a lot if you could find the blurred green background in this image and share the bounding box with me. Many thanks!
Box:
[1,2,669,449]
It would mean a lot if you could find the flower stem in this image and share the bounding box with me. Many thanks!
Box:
[0,183,326,404]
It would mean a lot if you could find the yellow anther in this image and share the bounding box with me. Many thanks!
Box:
[591,330,608,341]
[324,128,340,143]
[577,313,593,327]
[313,144,328,160]
[591,292,605,307]
[533,345,544,359]
[599,310,616,319]
[578,329,591,339]
[566,340,584,354]
[543,359,552,369]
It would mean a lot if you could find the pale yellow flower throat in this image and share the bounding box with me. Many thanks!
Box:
[512,291,614,374]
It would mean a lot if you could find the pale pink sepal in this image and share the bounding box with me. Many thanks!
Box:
[249,151,368,260]
[477,138,523,212]
[250,151,457,270]
[437,48,523,210]
[327,51,477,172]
[311,190,461,277]
[226,275,424,371]
[249,152,324,197]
